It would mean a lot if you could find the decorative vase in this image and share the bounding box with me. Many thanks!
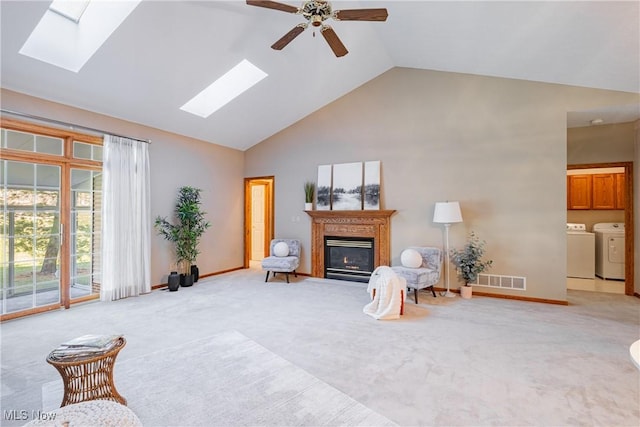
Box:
[460,285,473,299]
[191,265,199,282]
[180,273,194,287]
[167,271,180,292]
[304,202,313,211]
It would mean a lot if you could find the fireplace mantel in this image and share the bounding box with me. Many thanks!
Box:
[305,210,396,279]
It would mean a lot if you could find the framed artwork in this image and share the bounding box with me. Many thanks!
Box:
[363,161,380,210]
[332,162,363,210]
[316,164,332,210]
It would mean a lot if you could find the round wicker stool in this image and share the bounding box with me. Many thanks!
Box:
[46,337,127,407]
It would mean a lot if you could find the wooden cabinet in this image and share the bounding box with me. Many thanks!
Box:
[592,174,616,209]
[567,173,625,210]
[567,175,592,210]
[615,173,625,209]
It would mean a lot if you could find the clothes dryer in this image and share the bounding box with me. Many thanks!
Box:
[594,223,625,280]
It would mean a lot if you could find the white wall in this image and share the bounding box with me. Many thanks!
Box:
[3,68,638,302]
[1,89,246,286]
[567,122,635,164]
[245,67,639,302]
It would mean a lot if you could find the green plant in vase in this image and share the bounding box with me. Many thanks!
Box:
[304,181,315,210]
[450,231,492,296]
[155,186,211,286]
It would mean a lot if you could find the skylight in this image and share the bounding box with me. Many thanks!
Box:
[49,0,90,23]
[19,1,141,72]
[180,60,268,118]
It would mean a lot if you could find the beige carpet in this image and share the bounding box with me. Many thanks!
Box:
[42,330,395,426]
[2,268,639,426]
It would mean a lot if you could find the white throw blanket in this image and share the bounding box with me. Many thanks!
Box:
[363,266,406,320]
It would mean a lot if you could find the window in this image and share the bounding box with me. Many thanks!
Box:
[1,129,63,155]
[73,141,103,161]
[1,120,103,319]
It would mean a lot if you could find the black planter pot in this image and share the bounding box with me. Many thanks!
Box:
[167,271,180,292]
[191,265,199,282]
[180,273,194,287]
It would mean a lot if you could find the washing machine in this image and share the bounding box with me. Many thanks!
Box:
[594,223,625,280]
[567,223,595,279]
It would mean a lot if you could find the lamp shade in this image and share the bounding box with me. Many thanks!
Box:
[433,201,463,224]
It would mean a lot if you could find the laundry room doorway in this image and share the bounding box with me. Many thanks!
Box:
[567,162,634,295]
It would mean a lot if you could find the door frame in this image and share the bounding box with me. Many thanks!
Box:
[567,162,634,295]
[244,177,274,268]
[1,119,103,320]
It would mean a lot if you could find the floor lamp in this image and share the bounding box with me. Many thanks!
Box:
[433,201,463,298]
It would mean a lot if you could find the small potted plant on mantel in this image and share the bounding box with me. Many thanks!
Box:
[450,231,493,299]
[304,181,315,211]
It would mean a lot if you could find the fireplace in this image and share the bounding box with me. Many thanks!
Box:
[324,237,374,282]
[305,210,396,280]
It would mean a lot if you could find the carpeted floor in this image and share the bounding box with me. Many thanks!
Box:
[42,330,395,426]
[1,267,639,426]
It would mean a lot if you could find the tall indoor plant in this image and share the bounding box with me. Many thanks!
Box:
[450,231,493,298]
[155,186,211,287]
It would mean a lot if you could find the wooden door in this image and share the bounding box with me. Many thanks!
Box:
[250,184,266,260]
[244,177,274,268]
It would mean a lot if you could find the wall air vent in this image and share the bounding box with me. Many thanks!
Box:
[474,274,526,290]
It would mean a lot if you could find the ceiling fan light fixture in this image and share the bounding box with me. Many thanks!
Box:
[246,0,388,57]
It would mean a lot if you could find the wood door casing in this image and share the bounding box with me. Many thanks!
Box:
[244,177,274,268]
[567,162,634,296]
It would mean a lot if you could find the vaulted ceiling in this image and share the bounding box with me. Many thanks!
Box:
[1,1,639,151]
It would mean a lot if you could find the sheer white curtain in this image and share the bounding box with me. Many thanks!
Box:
[101,135,151,301]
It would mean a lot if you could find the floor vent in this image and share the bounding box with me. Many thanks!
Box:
[473,273,526,290]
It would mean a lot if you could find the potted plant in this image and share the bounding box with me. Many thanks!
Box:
[304,181,315,211]
[450,231,493,299]
[155,186,211,287]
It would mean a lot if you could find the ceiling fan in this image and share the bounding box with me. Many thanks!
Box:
[246,1,388,57]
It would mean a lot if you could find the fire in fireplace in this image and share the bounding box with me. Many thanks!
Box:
[324,237,374,282]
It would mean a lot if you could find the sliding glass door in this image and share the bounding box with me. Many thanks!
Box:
[70,168,102,299]
[0,121,103,318]
[1,160,61,313]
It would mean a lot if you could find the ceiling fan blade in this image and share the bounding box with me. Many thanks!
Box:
[271,24,306,50]
[246,1,299,14]
[321,26,348,57]
[334,8,388,22]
